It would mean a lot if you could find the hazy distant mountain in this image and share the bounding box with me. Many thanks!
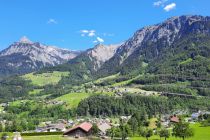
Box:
[0,36,80,77]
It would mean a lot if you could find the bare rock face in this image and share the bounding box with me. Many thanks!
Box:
[0,37,80,76]
[88,44,119,62]
[115,15,210,63]
[87,44,119,69]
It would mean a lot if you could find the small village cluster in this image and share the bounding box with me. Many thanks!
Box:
[12,110,207,139]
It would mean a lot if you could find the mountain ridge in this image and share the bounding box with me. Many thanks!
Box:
[0,36,81,77]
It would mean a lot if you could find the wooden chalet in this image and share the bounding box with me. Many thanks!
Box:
[63,122,92,138]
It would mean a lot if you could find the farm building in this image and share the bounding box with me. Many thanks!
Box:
[170,115,179,123]
[36,123,66,132]
[63,122,92,138]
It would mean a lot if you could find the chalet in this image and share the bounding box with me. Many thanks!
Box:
[63,122,92,138]
[170,115,179,123]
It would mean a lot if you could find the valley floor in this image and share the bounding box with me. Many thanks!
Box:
[1,123,209,140]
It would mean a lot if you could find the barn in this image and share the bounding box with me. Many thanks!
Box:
[63,122,92,138]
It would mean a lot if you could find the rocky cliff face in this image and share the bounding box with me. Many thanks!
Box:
[116,15,210,63]
[86,44,120,70]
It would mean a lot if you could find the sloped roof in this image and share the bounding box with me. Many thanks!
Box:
[97,123,111,133]
[64,122,92,135]
[170,116,179,123]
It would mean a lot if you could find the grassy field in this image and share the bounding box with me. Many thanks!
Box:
[22,135,95,140]
[22,71,69,86]
[9,99,30,106]
[55,92,91,108]
[94,73,120,84]
[131,123,210,140]
[22,135,68,140]
[29,89,43,95]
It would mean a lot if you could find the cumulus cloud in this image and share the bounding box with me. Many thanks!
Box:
[88,31,95,37]
[47,19,57,24]
[164,3,176,12]
[93,37,104,43]
[80,30,96,37]
[79,30,107,44]
[96,37,104,43]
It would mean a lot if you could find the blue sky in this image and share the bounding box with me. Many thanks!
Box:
[0,0,209,50]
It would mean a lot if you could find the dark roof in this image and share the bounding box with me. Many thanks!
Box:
[64,122,92,135]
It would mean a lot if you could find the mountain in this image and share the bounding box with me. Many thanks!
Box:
[43,43,120,85]
[98,15,210,76]
[0,36,80,77]
[41,15,210,96]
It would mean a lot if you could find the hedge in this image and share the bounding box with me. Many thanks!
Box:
[21,131,63,136]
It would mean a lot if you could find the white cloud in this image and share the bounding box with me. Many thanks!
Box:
[88,30,96,37]
[153,0,168,7]
[79,30,108,44]
[81,30,89,33]
[164,3,176,12]
[47,19,57,24]
[93,37,104,44]
[80,30,96,37]
[96,37,104,43]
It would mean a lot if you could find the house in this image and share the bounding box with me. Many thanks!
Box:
[97,122,111,136]
[36,123,66,132]
[170,115,179,123]
[191,113,200,121]
[63,122,92,138]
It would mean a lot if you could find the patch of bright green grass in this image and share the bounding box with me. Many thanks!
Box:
[22,71,69,86]
[94,73,120,84]
[9,100,30,106]
[55,92,91,108]
[112,75,143,86]
[22,135,68,140]
[131,123,210,140]
[179,58,193,65]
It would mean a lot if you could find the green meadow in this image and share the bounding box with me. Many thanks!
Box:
[55,92,91,108]
[131,123,210,140]
[22,71,69,86]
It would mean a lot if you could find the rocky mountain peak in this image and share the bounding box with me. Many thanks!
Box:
[0,38,81,76]
[85,44,120,70]
[89,44,119,62]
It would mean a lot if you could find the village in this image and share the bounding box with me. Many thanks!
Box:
[0,104,209,140]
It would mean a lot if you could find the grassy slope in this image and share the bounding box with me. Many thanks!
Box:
[54,92,91,108]
[94,73,120,84]
[22,71,69,86]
